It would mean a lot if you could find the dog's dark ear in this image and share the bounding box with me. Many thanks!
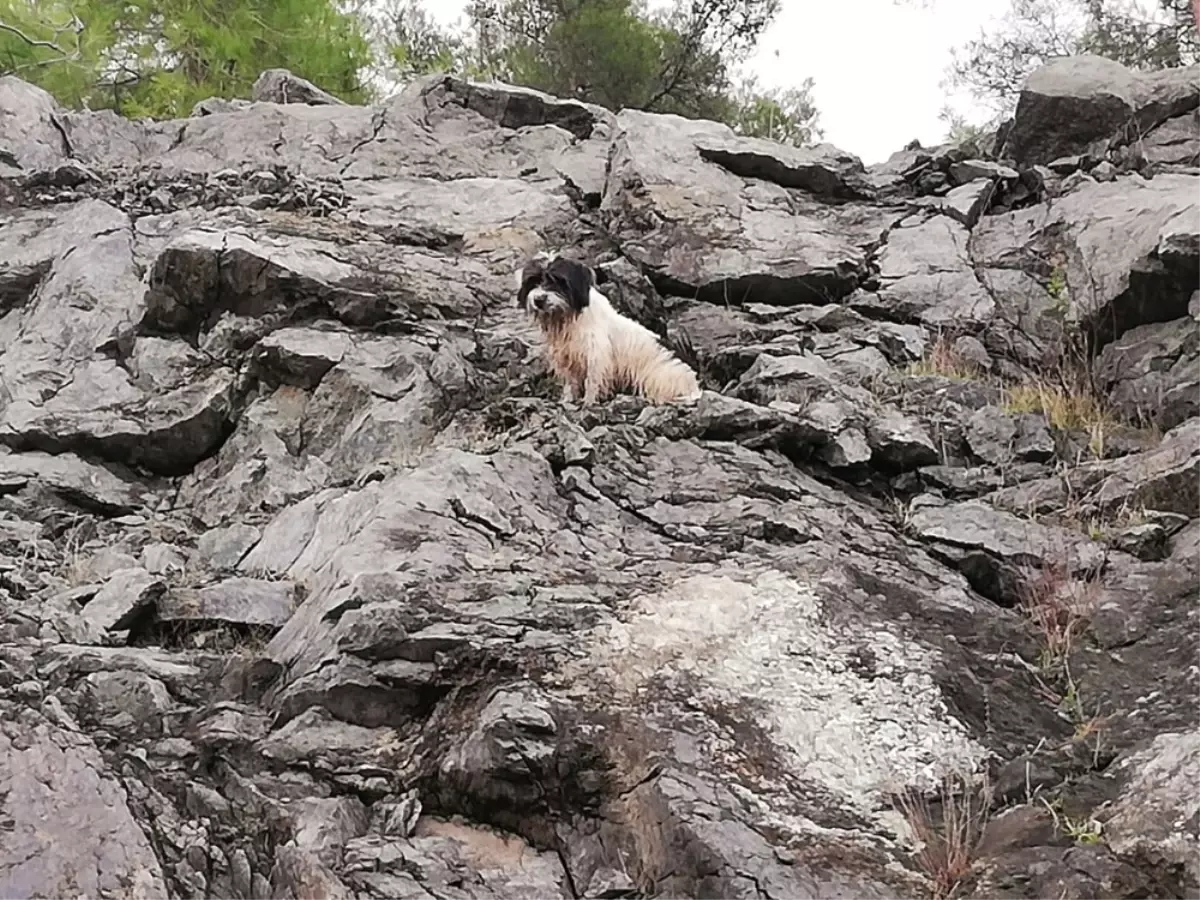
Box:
[516,259,543,307]
[548,257,593,311]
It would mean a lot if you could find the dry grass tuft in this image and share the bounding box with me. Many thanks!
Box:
[1002,378,1111,434]
[893,769,994,900]
[1017,556,1102,672]
[905,337,983,381]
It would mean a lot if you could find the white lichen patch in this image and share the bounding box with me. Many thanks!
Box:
[574,566,991,818]
[1104,729,1200,880]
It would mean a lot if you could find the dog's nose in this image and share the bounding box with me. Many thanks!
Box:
[532,294,545,310]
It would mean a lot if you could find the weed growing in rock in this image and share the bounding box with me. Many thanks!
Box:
[892,769,993,900]
[1003,378,1112,433]
[55,514,96,586]
[1081,500,1150,542]
[1040,796,1103,845]
[1046,263,1070,310]
[905,337,983,381]
[1016,556,1101,674]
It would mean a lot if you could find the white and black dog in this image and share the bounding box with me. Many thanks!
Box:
[516,253,702,405]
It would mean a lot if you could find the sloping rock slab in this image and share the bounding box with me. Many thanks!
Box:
[1104,730,1200,890]
[81,566,165,634]
[0,705,168,898]
[1094,316,1198,430]
[910,500,1106,605]
[971,173,1199,347]
[0,449,156,514]
[1086,419,1200,517]
[601,109,900,305]
[159,577,297,628]
[693,134,872,199]
[870,215,995,328]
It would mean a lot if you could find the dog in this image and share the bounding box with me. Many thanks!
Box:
[515,253,702,405]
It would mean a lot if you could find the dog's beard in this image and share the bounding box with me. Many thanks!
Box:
[525,288,577,328]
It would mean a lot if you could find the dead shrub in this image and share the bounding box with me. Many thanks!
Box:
[906,336,982,381]
[892,768,994,900]
[1016,555,1102,672]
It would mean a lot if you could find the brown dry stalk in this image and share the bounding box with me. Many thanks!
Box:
[906,336,982,381]
[893,769,993,900]
[1017,556,1101,670]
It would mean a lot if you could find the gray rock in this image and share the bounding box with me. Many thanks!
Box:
[910,500,1105,603]
[82,669,175,734]
[731,353,934,470]
[81,567,165,634]
[0,75,66,170]
[1089,418,1200,518]
[939,177,997,228]
[953,335,993,372]
[286,796,370,854]
[0,449,155,514]
[1094,316,1199,430]
[1105,730,1200,889]
[196,523,262,570]
[271,846,354,899]
[601,109,899,305]
[947,158,1019,185]
[1007,54,1138,164]
[1004,55,1200,166]
[972,172,1198,346]
[1109,522,1168,561]
[159,577,297,628]
[866,407,939,469]
[140,541,188,575]
[692,133,871,199]
[0,705,168,897]
[343,822,572,899]
[1132,108,1200,170]
[874,215,994,328]
[252,68,348,106]
[966,406,1055,466]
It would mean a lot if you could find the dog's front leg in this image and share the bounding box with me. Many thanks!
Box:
[581,361,609,405]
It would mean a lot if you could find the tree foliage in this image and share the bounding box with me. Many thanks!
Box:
[941,0,1199,118]
[725,73,823,146]
[1,0,824,146]
[376,0,823,147]
[0,0,373,117]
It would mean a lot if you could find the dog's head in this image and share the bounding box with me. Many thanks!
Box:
[516,253,606,322]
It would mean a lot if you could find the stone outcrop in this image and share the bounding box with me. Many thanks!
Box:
[0,55,1197,900]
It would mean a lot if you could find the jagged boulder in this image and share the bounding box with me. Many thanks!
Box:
[1003,54,1200,166]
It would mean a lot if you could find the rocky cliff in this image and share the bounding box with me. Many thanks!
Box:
[0,54,1197,900]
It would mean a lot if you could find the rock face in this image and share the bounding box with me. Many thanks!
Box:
[0,54,1197,900]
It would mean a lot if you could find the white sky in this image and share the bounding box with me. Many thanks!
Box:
[428,0,1015,166]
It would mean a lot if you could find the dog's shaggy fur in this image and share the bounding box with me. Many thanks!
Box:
[516,253,702,404]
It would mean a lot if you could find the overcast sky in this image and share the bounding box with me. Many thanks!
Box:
[428,0,1015,166]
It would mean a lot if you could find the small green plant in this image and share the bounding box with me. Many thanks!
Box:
[1041,797,1103,845]
[1081,501,1150,542]
[1047,264,1070,306]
